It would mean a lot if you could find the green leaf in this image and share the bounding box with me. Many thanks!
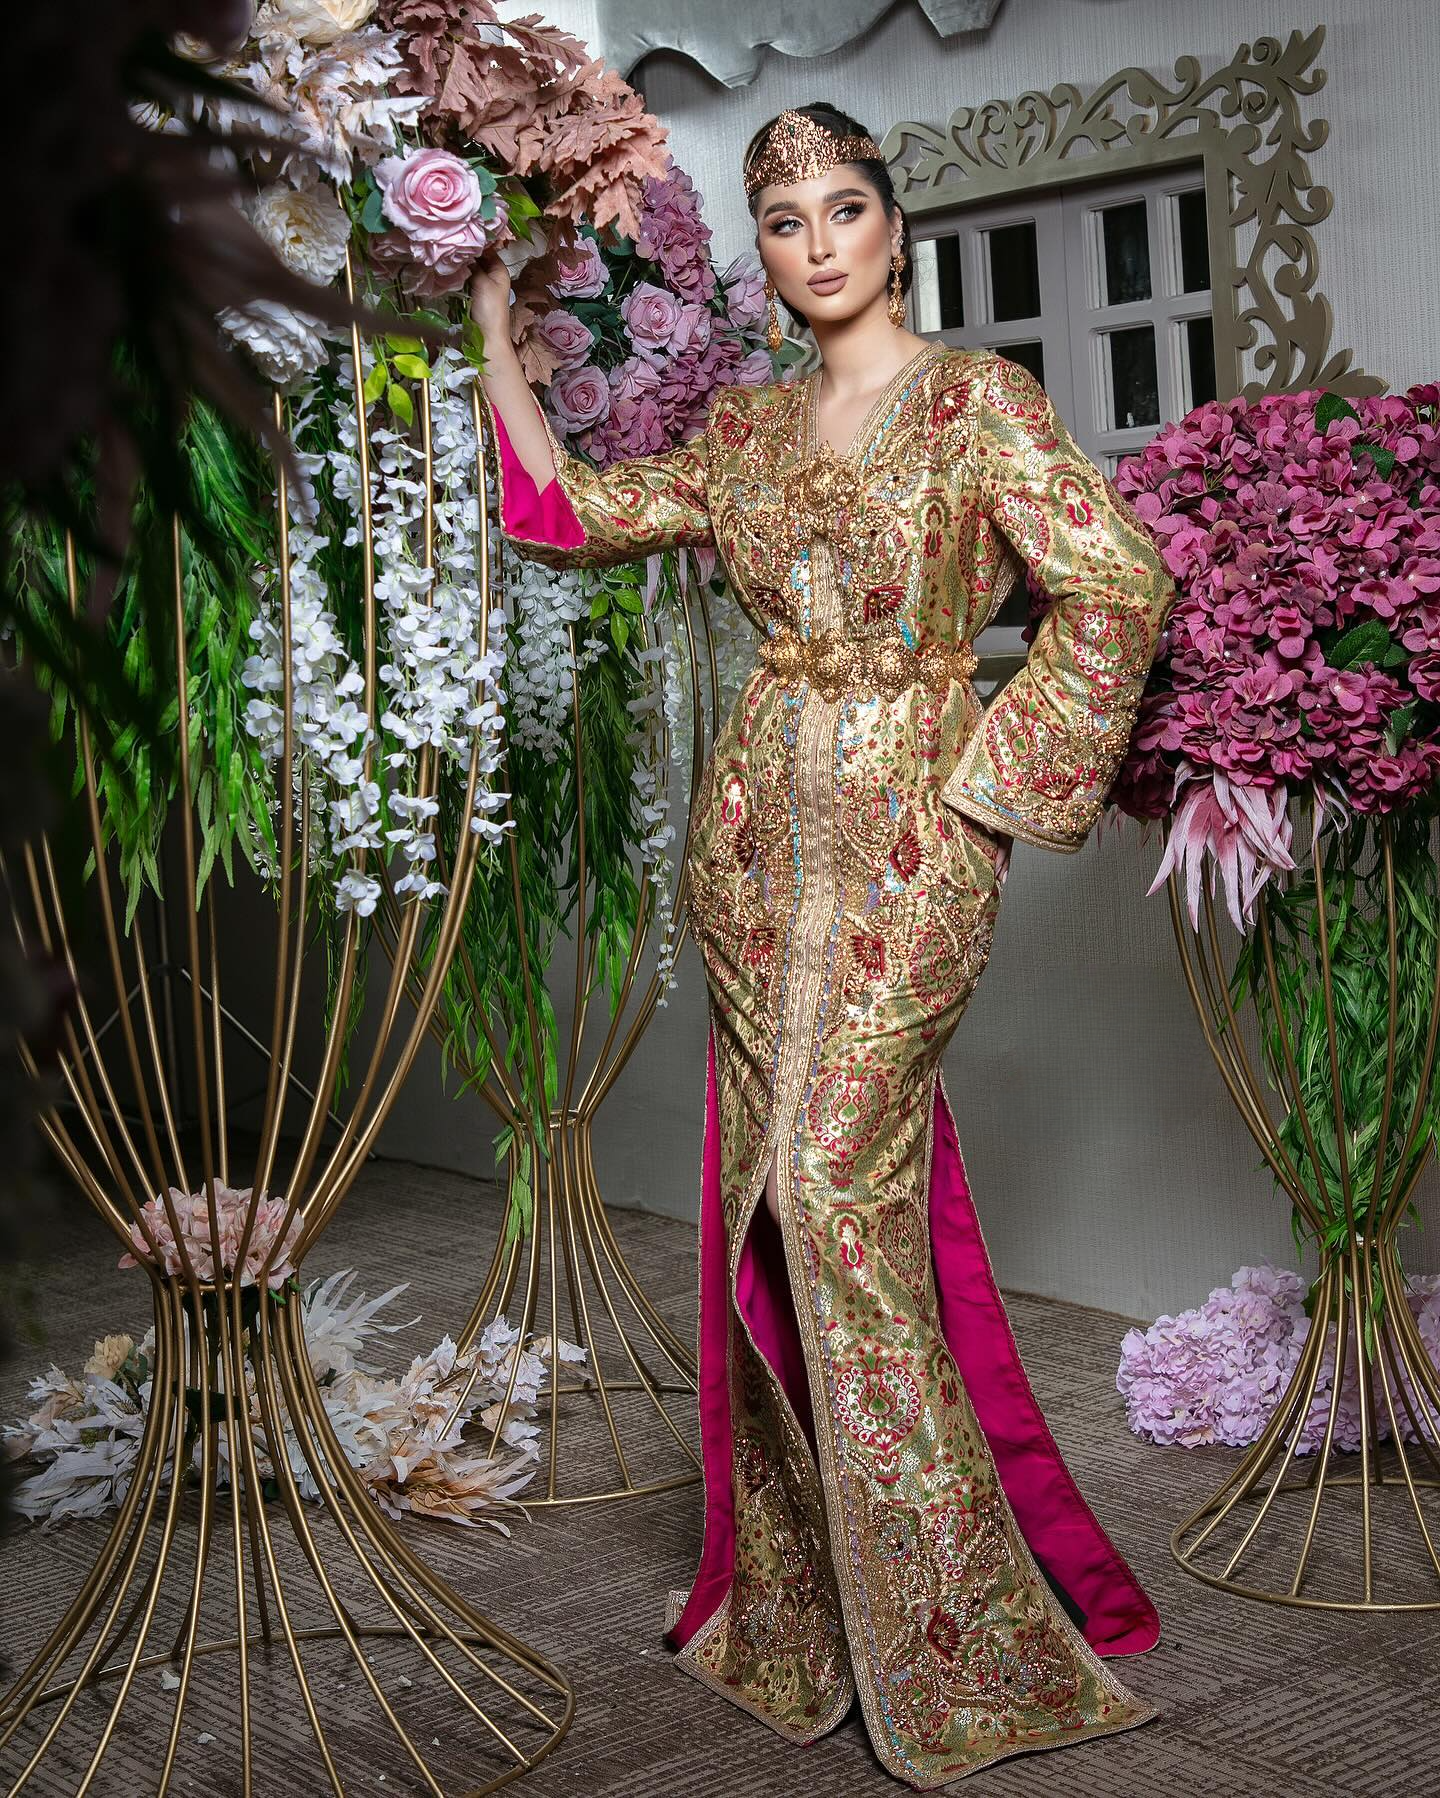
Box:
[611,614,629,652]
[1385,701,1419,754]
[360,187,387,234]
[613,585,643,614]
[391,353,429,381]
[1315,391,1361,429]
[387,381,414,427]
[384,333,423,353]
[589,591,609,620]
[501,186,542,225]
[461,316,488,372]
[1327,617,1390,670]
[362,359,388,405]
[1352,440,1397,479]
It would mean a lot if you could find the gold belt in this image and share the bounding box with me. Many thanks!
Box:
[758,626,978,702]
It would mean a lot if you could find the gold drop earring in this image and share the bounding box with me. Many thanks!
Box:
[888,247,907,327]
[765,273,783,352]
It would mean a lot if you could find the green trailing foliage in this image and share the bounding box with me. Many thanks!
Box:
[11,401,279,927]
[1232,804,1440,1273]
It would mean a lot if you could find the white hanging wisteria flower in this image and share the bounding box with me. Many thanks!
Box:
[241,345,511,912]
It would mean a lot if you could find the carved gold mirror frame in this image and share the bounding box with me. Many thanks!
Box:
[880,23,1381,401]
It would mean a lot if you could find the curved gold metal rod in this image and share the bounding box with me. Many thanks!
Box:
[1165,875,1316,1227]
[3,319,577,1790]
[1169,809,1440,1610]
[1175,1258,1337,1563]
[1197,880,1312,1207]
[1376,815,1440,1239]
[1255,895,1334,1238]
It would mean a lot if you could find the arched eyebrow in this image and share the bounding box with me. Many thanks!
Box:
[760,186,870,221]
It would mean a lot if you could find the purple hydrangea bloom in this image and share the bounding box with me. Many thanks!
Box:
[1117,1265,1440,1454]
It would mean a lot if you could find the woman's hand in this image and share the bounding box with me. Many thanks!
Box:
[468,252,513,350]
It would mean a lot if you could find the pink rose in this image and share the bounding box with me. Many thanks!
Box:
[535,307,595,370]
[377,147,481,242]
[403,221,492,298]
[721,253,767,330]
[547,364,611,436]
[671,302,713,358]
[736,347,775,388]
[609,354,661,408]
[549,238,607,299]
[619,280,683,355]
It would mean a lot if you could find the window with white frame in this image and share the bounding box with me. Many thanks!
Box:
[909,170,1215,666]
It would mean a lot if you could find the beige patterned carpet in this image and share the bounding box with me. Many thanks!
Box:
[2,1156,1436,1796]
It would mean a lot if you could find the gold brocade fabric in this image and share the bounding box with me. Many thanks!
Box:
[484,345,1174,1786]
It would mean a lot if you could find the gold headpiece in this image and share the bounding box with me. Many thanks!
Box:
[743,108,881,200]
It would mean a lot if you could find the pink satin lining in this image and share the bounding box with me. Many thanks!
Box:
[666,1039,1159,1657]
[488,401,588,550]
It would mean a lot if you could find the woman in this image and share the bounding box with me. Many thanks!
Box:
[469,101,1173,1789]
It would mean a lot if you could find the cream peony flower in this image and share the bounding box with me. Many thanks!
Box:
[219,299,329,387]
[249,180,352,284]
[260,0,378,43]
[84,1336,136,1380]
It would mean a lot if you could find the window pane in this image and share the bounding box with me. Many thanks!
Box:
[1107,326,1159,428]
[992,582,1030,630]
[1100,200,1151,304]
[1001,339,1045,386]
[987,222,1040,321]
[1176,189,1209,292]
[1184,315,1217,408]
[913,233,964,331]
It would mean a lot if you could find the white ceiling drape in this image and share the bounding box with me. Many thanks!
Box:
[593,0,1006,89]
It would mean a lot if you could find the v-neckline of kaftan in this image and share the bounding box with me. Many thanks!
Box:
[801,339,946,465]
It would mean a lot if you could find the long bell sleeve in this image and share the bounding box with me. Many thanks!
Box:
[475,378,715,572]
[941,355,1174,852]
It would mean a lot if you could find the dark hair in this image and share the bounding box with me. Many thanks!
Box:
[744,100,914,334]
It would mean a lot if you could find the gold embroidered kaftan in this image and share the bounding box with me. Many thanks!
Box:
[479,343,1174,1787]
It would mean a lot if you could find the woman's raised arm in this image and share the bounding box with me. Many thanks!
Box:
[469,256,715,572]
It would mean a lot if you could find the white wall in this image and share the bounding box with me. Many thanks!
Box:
[379,0,1440,1317]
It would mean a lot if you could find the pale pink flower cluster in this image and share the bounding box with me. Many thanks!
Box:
[1117,1264,1440,1452]
[118,1185,303,1290]
[535,157,776,468]
[634,164,716,303]
[1085,385,1440,923]
[372,146,510,299]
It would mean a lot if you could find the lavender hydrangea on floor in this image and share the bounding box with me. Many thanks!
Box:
[1117,1265,1440,1451]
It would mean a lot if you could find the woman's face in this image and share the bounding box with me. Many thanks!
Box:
[753,164,901,326]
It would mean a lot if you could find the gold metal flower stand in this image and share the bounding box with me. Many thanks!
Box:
[1167,809,1440,1609]
[393,490,722,1505]
[0,416,573,1789]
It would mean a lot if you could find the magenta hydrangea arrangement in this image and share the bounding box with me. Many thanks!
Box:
[1088,386,1440,926]
[533,154,775,470]
[1117,1264,1440,1453]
